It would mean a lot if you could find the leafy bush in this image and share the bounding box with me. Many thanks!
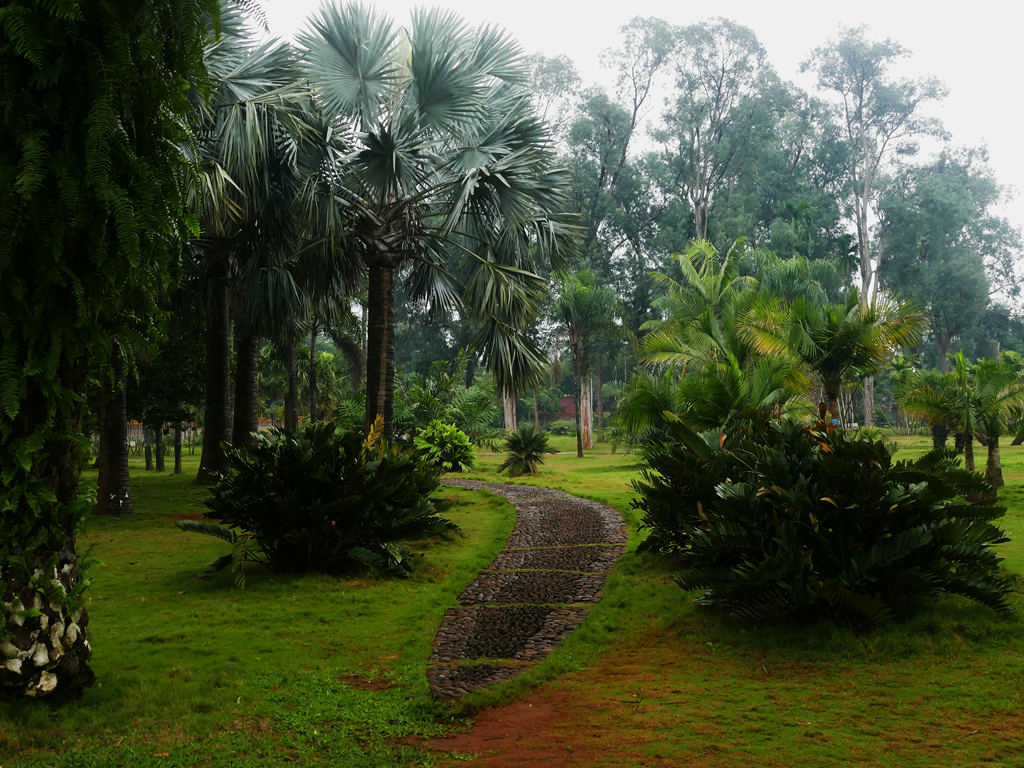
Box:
[180,420,457,577]
[634,417,1013,626]
[413,420,475,473]
[545,419,576,436]
[498,424,555,477]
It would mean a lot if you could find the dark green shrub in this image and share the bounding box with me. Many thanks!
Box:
[413,420,475,473]
[180,421,457,577]
[498,424,555,477]
[634,418,1013,626]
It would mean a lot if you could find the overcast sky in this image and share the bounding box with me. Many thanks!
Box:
[263,0,1024,230]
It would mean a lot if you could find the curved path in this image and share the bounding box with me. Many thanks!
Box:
[428,480,627,700]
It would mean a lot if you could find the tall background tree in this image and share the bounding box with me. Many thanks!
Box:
[0,0,215,697]
[806,26,945,424]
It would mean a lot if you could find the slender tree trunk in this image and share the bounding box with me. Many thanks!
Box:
[285,336,299,432]
[309,320,319,423]
[985,436,1004,488]
[174,423,183,475]
[95,348,132,514]
[581,375,594,450]
[365,260,395,439]
[533,391,540,431]
[936,334,950,374]
[198,255,232,483]
[595,356,604,430]
[144,431,153,471]
[503,389,518,432]
[232,329,260,446]
[572,342,583,458]
[154,425,165,473]
[862,377,876,428]
[931,424,948,451]
[963,432,975,472]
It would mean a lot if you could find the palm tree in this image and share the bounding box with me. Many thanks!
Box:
[900,353,1024,488]
[297,3,576,439]
[554,271,622,456]
[746,289,924,424]
[188,6,311,477]
[631,239,808,434]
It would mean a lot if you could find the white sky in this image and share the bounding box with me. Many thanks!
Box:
[263,0,1024,231]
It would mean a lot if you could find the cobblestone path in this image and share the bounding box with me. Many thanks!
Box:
[428,480,627,700]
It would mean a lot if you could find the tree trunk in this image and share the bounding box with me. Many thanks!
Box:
[963,431,975,472]
[931,424,948,451]
[533,391,540,431]
[231,329,260,446]
[285,336,298,432]
[581,375,594,450]
[862,375,876,427]
[503,389,518,432]
[174,423,183,475]
[154,425,165,473]
[936,334,950,374]
[985,436,1004,489]
[198,256,232,483]
[595,356,604,430]
[365,260,395,439]
[95,348,132,514]
[309,320,319,423]
[572,342,583,458]
[144,432,153,471]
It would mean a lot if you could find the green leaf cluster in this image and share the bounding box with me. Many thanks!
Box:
[188,422,458,577]
[413,420,475,473]
[634,418,1013,626]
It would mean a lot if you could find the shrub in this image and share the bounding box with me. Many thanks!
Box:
[634,417,1013,626]
[545,419,576,436]
[498,424,555,477]
[179,420,457,578]
[413,420,475,473]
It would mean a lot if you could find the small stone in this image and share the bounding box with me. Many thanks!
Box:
[37,670,58,693]
[4,657,22,673]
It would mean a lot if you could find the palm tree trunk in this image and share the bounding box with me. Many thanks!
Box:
[95,347,132,514]
[533,391,540,431]
[198,257,232,483]
[285,336,298,432]
[366,260,395,438]
[985,436,1004,488]
[174,423,183,475]
[595,356,604,430]
[963,432,975,472]
[931,424,948,451]
[503,388,518,432]
[309,320,319,423]
[144,431,153,471]
[232,329,260,446]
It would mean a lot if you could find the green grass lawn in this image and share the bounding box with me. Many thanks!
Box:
[2,433,1023,767]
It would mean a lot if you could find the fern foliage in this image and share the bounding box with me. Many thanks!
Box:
[634,418,1014,627]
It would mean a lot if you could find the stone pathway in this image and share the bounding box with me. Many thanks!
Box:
[427,480,627,700]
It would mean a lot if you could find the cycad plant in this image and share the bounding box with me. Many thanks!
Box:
[498,424,555,477]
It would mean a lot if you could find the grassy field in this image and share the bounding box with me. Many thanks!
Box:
[2,433,1022,767]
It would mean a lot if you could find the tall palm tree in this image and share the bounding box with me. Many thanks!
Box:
[297,3,577,439]
[189,5,346,475]
[746,289,924,424]
[554,271,621,456]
